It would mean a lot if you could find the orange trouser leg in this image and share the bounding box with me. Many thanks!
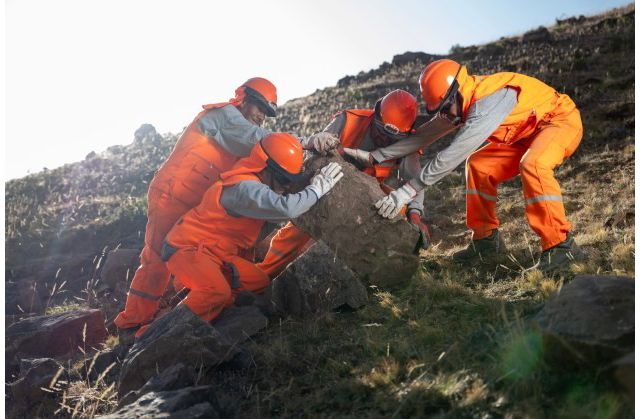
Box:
[166,249,271,323]
[225,255,272,294]
[166,249,233,323]
[465,142,526,240]
[256,222,314,278]
[114,188,190,329]
[519,109,583,250]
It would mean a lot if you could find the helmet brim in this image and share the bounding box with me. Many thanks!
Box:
[266,158,306,184]
[245,87,277,117]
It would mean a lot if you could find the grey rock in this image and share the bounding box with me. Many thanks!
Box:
[99,386,220,418]
[133,124,158,141]
[118,363,193,407]
[534,275,634,366]
[212,305,268,344]
[6,309,107,362]
[268,242,368,317]
[7,358,64,416]
[100,248,140,292]
[118,305,238,396]
[293,154,420,288]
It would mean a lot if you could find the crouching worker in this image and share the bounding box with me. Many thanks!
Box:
[159,133,343,323]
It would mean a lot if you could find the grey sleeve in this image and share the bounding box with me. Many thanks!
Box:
[322,113,346,136]
[370,135,435,163]
[399,153,425,214]
[197,105,271,157]
[409,88,518,189]
[369,114,457,163]
[220,180,319,222]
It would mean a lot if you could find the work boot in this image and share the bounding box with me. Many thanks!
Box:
[535,234,585,274]
[118,326,140,347]
[452,230,506,264]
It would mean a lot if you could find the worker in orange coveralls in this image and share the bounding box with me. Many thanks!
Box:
[257,89,432,279]
[363,59,584,273]
[159,133,343,323]
[114,78,340,334]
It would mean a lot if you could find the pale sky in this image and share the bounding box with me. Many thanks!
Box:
[4,0,631,180]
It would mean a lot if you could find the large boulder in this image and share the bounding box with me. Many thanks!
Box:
[6,309,107,363]
[293,154,420,288]
[99,386,221,418]
[268,242,368,316]
[118,305,239,396]
[533,275,634,367]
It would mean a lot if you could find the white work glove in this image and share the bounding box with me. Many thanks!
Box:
[342,147,374,167]
[301,132,340,154]
[375,183,419,219]
[308,162,344,199]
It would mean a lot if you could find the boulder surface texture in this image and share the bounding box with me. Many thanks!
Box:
[269,241,368,316]
[293,154,420,288]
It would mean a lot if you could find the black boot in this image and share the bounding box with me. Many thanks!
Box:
[452,230,506,263]
[535,234,585,273]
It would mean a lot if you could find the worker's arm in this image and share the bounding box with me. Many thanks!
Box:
[220,180,319,222]
[399,153,425,215]
[197,105,271,157]
[220,162,343,222]
[376,88,518,219]
[322,113,346,136]
[407,87,518,190]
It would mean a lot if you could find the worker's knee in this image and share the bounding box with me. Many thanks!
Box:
[520,155,552,176]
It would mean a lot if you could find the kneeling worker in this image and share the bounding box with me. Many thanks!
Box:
[160,133,343,322]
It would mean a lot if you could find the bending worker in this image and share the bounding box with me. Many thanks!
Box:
[258,89,431,278]
[160,133,343,322]
[360,60,583,273]
[114,78,338,332]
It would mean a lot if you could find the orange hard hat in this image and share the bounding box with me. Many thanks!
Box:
[378,89,418,133]
[241,77,278,117]
[419,59,467,115]
[260,132,304,183]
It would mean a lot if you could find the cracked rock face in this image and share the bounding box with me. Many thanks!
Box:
[293,154,420,288]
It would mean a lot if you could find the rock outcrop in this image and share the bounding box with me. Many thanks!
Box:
[118,305,239,396]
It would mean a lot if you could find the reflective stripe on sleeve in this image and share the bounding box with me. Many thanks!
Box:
[128,288,163,301]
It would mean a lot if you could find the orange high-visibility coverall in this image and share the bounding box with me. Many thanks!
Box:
[458,72,582,250]
[257,110,402,278]
[114,102,253,329]
[162,146,276,322]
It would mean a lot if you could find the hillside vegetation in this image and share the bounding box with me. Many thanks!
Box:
[5,4,635,417]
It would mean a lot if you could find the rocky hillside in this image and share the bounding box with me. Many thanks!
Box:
[4,4,635,417]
